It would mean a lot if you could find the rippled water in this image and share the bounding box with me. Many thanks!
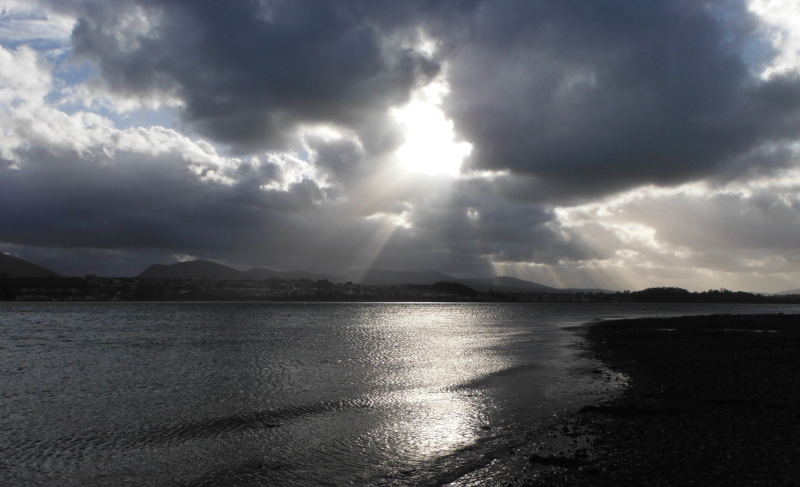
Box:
[2,302,798,486]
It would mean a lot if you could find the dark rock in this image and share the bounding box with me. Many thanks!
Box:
[579,405,681,416]
[529,454,590,468]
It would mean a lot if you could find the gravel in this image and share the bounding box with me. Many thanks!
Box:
[510,313,800,487]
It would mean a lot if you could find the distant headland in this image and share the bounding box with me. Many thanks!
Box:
[2,254,799,303]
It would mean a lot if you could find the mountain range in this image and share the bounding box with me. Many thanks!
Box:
[139,261,331,281]
[4,253,798,295]
[138,260,611,294]
[0,253,62,278]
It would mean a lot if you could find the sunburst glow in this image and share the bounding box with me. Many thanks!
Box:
[392,82,472,176]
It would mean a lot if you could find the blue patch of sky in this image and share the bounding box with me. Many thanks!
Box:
[0,7,256,160]
[0,36,64,52]
[45,59,94,105]
[113,109,181,132]
[0,7,71,47]
[740,36,777,73]
[43,48,182,133]
[51,91,181,134]
[703,0,777,72]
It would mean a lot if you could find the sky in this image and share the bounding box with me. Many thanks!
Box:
[1,0,800,292]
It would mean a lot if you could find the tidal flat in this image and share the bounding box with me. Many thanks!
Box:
[498,314,800,486]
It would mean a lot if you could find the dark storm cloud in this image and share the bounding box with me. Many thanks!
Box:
[50,0,440,153]
[439,0,800,198]
[0,141,584,277]
[0,143,508,276]
[6,0,800,283]
[0,147,277,251]
[305,136,365,188]
[358,177,599,275]
[47,0,800,198]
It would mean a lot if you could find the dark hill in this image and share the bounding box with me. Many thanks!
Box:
[276,270,332,280]
[335,269,456,286]
[241,268,279,280]
[0,253,62,278]
[460,276,560,293]
[241,268,332,280]
[136,261,609,294]
[138,261,332,281]
[333,268,608,294]
[139,260,243,280]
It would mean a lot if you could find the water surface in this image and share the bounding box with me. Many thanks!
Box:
[2,302,797,486]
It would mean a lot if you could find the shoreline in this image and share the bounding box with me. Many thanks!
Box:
[451,313,800,486]
[528,313,800,486]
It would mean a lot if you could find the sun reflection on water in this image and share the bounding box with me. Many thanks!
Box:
[345,305,512,462]
[386,390,489,458]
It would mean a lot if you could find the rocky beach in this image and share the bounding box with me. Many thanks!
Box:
[500,313,800,486]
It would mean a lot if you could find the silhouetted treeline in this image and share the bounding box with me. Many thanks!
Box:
[0,277,89,301]
[0,276,488,302]
[2,277,800,303]
[630,287,798,304]
[407,281,478,297]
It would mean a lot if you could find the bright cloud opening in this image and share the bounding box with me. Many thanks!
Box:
[749,0,800,77]
[392,79,472,176]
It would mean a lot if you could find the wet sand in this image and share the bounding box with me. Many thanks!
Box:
[506,313,800,486]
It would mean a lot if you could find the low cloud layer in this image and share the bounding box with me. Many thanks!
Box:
[1,1,800,291]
